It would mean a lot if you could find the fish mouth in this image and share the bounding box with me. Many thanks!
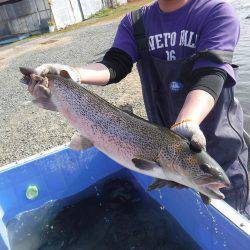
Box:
[204,182,227,199]
[195,173,231,200]
[195,175,231,187]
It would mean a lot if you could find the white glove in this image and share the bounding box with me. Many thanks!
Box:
[171,119,206,151]
[35,64,81,83]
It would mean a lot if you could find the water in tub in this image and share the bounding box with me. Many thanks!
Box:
[6,170,201,250]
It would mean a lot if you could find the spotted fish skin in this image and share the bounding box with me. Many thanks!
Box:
[20,70,231,200]
[48,75,167,176]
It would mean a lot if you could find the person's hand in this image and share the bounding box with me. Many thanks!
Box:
[20,67,50,97]
[20,64,81,99]
[171,119,206,151]
[35,63,81,83]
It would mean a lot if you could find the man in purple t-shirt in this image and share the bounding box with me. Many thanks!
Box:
[31,0,249,217]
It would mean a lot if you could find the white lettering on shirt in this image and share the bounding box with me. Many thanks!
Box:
[179,30,197,48]
[179,30,185,46]
[163,33,171,47]
[170,32,177,47]
[166,50,176,61]
[155,34,164,49]
[147,30,197,60]
[187,31,195,48]
[149,35,155,51]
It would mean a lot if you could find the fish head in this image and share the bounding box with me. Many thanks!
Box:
[159,138,230,200]
[189,147,231,199]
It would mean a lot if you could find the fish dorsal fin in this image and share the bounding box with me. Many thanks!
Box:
[132,158,159,170]
[69,132,93,151]
[119,104,151,124]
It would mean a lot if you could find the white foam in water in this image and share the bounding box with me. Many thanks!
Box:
[195,195,229,247]
[201,200,228,248]
[158,189,163,200]
[7,200,59,250]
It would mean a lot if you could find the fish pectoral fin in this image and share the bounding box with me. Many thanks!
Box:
[199,193,211,205]
[32,98,58,111]
[132,158,159,170]
[147,178,169,191]
[148,179,187,191]
[69,132,93,151]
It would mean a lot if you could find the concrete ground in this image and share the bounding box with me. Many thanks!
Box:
[0,19,145,167]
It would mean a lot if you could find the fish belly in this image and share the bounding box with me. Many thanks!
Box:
[52,89,168,180]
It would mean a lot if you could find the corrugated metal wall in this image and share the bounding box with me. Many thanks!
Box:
[51,0,127,30]
[0,0,128,35]
[0,0,52,35]
[117,0,128,5]
[103,0,127,8]
[102,0,116,8]
[79,0,103,19]
[50,0,84,30]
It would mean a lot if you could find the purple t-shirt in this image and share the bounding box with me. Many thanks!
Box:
[113,0,240,85]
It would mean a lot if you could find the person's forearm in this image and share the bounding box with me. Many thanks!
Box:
[74,63,110,86]
[175,89,215,125]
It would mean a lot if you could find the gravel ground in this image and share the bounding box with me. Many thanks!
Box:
[0,20,146,167]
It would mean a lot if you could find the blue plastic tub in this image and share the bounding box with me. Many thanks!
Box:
[0,146,249,249]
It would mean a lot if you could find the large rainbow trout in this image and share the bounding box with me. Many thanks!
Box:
[20,67,230,202]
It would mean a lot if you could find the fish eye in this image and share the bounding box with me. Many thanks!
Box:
[189,143,201,153]
[200,164,222,178]
[199,164,211,173]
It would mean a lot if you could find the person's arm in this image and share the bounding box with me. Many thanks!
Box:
[35,14,136,86]
[34,62,110,86]
[171,91,214,151]
[175,89,215,125]
[171,90,214,151]
[74,47,133,85]
[171,2,239,150]
[171,68,227,150]
[74,63,111,86]
[176,67,227,124]
[36,46,134,86]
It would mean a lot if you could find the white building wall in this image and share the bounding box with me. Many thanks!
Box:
[50,0,76,29]
[51,0,104,29]
[0,0,128,34]
[79,0,103,19]
[117,0,127,5]
[0,0,52,35]
[49,0,128,30]
[103,0,127,8]
[69,0,83,23]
